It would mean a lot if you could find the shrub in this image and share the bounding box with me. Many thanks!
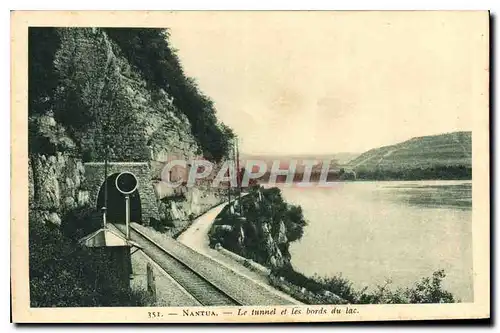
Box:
[271,266,456,304]
[315,274,358,303]
[29,216,153,307]
[404,269,455,303]
[60,206,102,241]
[151,217,174,232]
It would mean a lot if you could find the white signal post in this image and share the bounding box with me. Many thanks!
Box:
[103,207,107,228]
[115,172,139,240]
[125,195,130,239]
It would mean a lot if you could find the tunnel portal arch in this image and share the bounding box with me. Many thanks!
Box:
[83,162,159,225]
[96,173,142,223]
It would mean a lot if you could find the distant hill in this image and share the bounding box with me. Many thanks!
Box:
[237,152,360,184]
[325,152,360,165]
[239,132,471,182]
[346,131,471,179]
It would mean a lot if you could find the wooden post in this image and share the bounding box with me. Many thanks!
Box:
[146,263,157,302]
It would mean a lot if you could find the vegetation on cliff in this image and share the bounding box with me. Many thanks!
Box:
[104,28,235,162]
[28,27,234,162]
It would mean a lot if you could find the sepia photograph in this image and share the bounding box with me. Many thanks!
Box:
[11,10,490,323]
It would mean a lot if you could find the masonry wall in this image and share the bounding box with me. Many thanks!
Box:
[83,162,160,225]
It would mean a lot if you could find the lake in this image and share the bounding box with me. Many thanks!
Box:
[279,180,473,302]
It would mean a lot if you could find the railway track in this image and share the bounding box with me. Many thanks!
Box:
[111,223,241,306]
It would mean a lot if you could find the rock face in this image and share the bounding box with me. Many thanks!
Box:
[260,221,289,269]
[48,28,201,163]
[28,152,223,229]
[29,153,88,226]
[214,216,292,270]
[157,186,226,229]
[209,187,307,271]
[29,112,77,155]
[28,28,228,231]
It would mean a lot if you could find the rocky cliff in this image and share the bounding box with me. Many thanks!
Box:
[28,27,232,229]
[209,187,307,270]
[29,152,88,226]
[156,185,226,237]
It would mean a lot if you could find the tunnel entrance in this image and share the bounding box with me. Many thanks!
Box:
[96,173,142,223]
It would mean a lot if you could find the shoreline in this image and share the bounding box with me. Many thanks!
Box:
[199,187,464,304]
[176,196,302,305]
[259,178,472,187]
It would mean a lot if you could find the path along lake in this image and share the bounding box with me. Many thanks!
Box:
[279,180,473,302]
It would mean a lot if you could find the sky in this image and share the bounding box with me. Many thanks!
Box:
[168,12,487,155]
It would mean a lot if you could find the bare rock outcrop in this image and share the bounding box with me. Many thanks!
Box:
[29,153,87,226]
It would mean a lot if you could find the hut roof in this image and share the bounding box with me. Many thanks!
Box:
[79,228,141,248]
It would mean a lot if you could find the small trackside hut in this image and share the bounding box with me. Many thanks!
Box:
[79,228,141,291]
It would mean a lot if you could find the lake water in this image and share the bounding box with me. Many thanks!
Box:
[279,180,473,302]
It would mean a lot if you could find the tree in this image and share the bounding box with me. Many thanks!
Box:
[29,27,61,116]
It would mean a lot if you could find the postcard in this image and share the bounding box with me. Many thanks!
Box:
[11,10,490,323]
